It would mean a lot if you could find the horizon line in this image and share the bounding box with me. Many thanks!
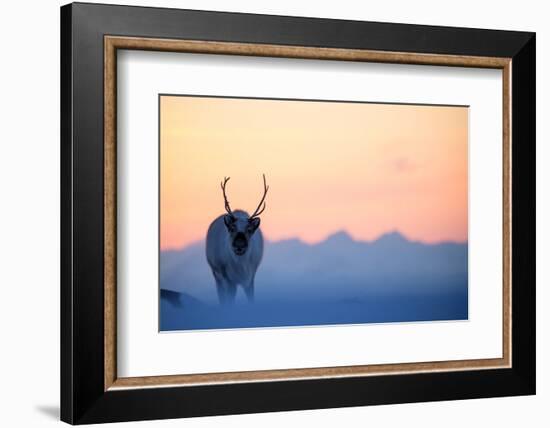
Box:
[161,229,468,252]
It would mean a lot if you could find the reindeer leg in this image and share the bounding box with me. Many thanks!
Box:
[213,270,231,305]
[216,283,228,305]
[225,285,237,303]
[244,278,255,303]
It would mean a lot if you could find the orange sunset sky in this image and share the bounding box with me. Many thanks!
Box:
[160,95,468,250]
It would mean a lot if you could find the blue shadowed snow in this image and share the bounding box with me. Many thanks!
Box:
[160,231,468,331]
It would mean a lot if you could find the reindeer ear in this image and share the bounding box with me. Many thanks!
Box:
[223,214,235,228]
[248,217,261,232]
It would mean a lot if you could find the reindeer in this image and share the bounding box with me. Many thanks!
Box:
[206,175,269,304]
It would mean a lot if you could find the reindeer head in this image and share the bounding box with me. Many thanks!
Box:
[220,175,269,256]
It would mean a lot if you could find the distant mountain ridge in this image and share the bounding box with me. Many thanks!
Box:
[161,231,468,304]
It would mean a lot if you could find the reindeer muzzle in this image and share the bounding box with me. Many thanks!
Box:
[232,233,248,256]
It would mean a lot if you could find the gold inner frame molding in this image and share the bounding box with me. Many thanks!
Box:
[104,35,512,391]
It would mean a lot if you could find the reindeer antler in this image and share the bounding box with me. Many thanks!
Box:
[220,176,234,217]
[250,174,269,219]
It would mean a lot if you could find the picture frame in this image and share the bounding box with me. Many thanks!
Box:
[60,2,535,424]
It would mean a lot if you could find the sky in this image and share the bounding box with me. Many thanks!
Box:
[160,95,468,250]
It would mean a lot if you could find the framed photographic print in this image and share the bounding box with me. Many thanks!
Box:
[60,2,536,424]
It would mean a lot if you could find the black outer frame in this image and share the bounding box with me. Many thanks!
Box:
[60,2,535,424]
